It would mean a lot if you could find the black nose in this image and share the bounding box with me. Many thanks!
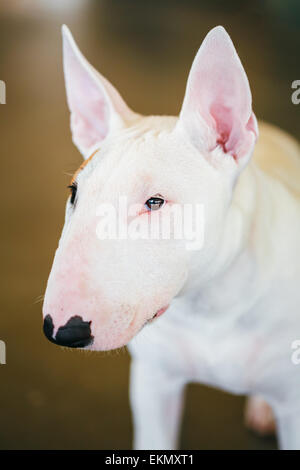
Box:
[43,314,93,348]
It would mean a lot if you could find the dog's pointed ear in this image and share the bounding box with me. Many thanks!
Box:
[62,25,136,158]
[178,26,258,164]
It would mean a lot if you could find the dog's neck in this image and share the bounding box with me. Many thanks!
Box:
[180,159,262,300]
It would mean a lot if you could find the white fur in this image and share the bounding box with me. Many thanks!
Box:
[43,26,300,449]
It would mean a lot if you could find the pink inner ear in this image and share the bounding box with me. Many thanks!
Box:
[69,60,110,151]
[211,103,234,153]
[179,26,258,160]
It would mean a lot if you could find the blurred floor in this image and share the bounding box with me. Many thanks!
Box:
[0,0,299,449]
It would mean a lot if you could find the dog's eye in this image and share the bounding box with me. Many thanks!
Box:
[145,196,165,211]
[67,182,77,205]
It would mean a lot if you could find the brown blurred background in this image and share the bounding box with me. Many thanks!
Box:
[0,0,299,450]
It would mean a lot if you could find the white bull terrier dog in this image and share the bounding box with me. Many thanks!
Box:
[43,25,300,449]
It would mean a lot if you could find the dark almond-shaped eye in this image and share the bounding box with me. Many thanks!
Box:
[67,182,77,205]
[145,196,165,211]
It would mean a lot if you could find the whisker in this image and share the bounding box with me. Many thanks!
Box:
[63,170,75,177]
[34,294,44,304]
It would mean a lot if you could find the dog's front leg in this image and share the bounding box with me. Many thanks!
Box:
[277,410,300,449]
[129,358,186,450]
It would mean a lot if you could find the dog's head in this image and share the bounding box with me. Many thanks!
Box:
[42,25,258,350]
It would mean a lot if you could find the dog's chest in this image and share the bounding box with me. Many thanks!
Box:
[165,312,261,394]
[130,303,262,395]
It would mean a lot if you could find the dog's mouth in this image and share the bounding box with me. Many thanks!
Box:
[148,305,169,323]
